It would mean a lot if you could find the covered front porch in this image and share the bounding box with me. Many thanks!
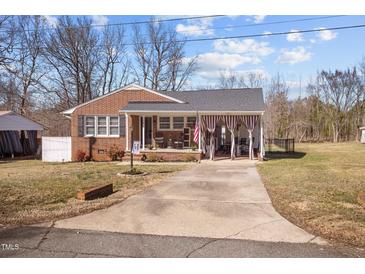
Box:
[123,112,264,161]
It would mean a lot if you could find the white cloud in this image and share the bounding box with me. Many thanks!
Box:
[213,39,274,61]
[276,47,312,65]
[286,29,304,42]
[315,27,337,41]
[246,15,266,23]
[192,52,261,79]
[43,15,58,27]
[176,17,214,36]
[91,15,108,26]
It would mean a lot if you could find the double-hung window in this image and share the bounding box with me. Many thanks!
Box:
[159,117,170,129]
[186,116,196,128]
[97,116,107,136]
[85,116,119,137]
[173,117,184,129]
[109,116,119,136]
[85,116,95,136]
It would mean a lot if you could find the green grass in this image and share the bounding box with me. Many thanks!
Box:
[0,160,187,225]
[257,142,365,247]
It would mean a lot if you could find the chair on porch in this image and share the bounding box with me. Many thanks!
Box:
[173,133,184,149]
[155,136,165,148]
[239,137,249,155]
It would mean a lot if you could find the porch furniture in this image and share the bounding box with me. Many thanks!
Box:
[239,138,249,155]
[155,136,164,148]
[167,138,173,149]
[223,143,231,155]
[174,140,183,149]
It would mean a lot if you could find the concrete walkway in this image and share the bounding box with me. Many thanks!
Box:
[55,159,323,244]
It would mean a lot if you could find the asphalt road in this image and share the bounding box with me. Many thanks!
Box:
[1,225,363,258]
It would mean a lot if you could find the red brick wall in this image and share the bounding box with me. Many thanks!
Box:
[70,89,174,161]
[136,151,202,161]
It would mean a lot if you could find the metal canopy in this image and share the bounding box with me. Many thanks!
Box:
[0,111,43,131]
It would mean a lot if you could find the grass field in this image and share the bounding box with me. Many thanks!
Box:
[0,160,187,225]
[257,142,365,247]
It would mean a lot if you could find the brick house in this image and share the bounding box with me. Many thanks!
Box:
[62,84,265,161]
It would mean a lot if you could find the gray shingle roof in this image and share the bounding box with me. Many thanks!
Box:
[121,88,265,112]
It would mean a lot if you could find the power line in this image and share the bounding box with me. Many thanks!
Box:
[0,15,225,33]
[177,15,346,35]
[149,23,365,45]
[7,23,365,50]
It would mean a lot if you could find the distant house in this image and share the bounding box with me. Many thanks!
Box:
[61,84,265,162]
[360,126,365,143]
[0,111,44,158]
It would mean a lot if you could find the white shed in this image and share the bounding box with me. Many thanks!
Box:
[360,126,365,144]
[0,111,44,158]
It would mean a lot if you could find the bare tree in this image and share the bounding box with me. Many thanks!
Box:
[44,16,99,107]
[5,16,46,115]
[265,74,290,139]
[132,19,196,91]
[218,69,266,89]
[98,25,129,95]
[0,16,15,68]
[307,68,363,142]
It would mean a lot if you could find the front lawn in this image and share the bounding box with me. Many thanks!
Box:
[0,160,188,225]
[257,142,365,247]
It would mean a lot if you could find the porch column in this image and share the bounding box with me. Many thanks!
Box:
[142,116,145,150]
[260,115,264,158]
[125,113,129,151]
[198,114,202,152]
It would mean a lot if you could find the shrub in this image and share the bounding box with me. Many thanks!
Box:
[108,145,125,161]
[147,153,158,162]
[76,150,86,162]
[141,154,147,162]
[146,153,164,162]
[184,154,197,162]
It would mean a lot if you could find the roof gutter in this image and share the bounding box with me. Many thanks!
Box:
[120,110,265,115]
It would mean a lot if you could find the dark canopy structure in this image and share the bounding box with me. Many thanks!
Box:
[0,111,44,158]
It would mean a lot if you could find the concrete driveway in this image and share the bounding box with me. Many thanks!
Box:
[55,160,322,244]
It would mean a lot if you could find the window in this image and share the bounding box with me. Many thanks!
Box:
[97,116,107,135]
[85,116,119,137]
[173,117,184,129]
[109,116,119,136]
[187,116,196,128]
[85,116,95,135]
[159,117,170,129]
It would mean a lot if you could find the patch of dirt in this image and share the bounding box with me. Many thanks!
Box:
[336,201,363,209]
[290,200,312,211]
[307,214,365,247]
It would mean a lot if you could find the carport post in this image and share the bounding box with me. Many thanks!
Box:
[198,114,201,151]
[260,115,264,158]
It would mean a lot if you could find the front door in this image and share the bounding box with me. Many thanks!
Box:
[145,117,152,146]
[140,116,153,148]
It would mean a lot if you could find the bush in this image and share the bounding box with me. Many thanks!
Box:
[108,145,125,161]
[76,150,87,162]
[146,153,164,162]
[184,154,197,162]
[140,154,147,162]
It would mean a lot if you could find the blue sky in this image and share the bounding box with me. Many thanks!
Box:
[46,15,365,98]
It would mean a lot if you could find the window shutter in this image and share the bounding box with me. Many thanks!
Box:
[78,115,84,137]
[119,115,126,137]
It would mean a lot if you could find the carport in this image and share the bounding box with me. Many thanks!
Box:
[0,111,44,158]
